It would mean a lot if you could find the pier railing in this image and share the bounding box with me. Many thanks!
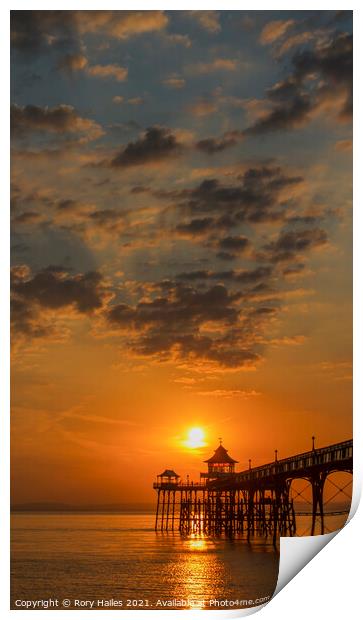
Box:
[234,439,353,483]
[153,481,207,490]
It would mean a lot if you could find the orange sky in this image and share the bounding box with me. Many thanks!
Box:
[11,10,352,505]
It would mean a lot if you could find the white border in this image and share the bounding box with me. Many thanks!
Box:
[1,2,361,619]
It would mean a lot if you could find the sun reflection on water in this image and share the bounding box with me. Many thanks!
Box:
[187,536,208,551]
[176,534,225,608]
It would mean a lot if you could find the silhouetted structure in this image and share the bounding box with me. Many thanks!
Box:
[201,440,238,480]
[153,439,353,542]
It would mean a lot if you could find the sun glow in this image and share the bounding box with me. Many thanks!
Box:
[185,427,206,449]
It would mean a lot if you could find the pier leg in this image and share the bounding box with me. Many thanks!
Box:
[155,490,160,531]
[172,491,176,531]
[161,490,165,532]
[166,490,170,531]
[311,474,325,536]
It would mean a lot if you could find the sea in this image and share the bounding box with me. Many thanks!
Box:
[11,510,348,611]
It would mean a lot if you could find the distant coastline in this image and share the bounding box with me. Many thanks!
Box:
[11,502,155,513]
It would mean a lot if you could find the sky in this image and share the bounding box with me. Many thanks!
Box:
[10,10,352,505]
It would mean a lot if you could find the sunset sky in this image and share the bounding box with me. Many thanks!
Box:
[11,10,352,505]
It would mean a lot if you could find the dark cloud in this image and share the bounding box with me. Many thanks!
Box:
[87,209,125,227]
[11,266,110,338]
[56,198,79,211]
[246,31,352,135]
[106,281,268,369]
[218,236,250,252]
[12,211,43,225]
[249,306,277,317]
[53,202,131,239]
[195,30,352,146]
[130,185,151,194]
[175,215,234,238]
[232,266,274,284]
[166,166,303,224]
[108,283,241,328]
[294,31,352,120]
[176,266,273,284]
[282,263,306,277]
[195,134,238,154]
[176,217,216,237]
[244,94,313,135]
[11,103,103,141]
[11,297,53,339]
[330,11,353,25]
[11,11,168,57]
[262,228,328,262]
[11,11,76,55]
[136,332,260,369]
[176,270,212,281]
[216,251,237,262]
[215,236,251,261]
[110,127,183,168]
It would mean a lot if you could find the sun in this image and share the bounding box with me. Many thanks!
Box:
[185,427,206,449]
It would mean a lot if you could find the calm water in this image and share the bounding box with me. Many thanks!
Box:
[11,511,348,611]
[11,512,279,610]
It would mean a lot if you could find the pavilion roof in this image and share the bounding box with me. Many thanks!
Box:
[158,469,180,478]
[204,444,238,464]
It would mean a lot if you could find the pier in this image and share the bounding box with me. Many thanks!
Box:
[153,439,353,542]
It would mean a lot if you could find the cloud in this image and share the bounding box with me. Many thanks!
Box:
[11,104,104,142]
[12,265,108,313]
[173,212,236,241]
[11,11,168,56]
[262,228,328,263]
[50,198,139,242]
[188,58,238,74]
[11,11,76,54]
[270,335,306,346]
[176,266,273,285]
[127,97,144,105]
[217,235,250,255]
[188,100,218,117]
[11,265,110,340]
[244,92,313,135]
[109,127,184,168]
[317,359,352,381]
[246,31,352,135]
[196,389,261,398]
[282,263,306,278]
[165,166,304,224]
[87,64,128,81]
[162,75,186,89]
[109,283,241,327]
[334,139,352,152]
[275,31,314,56]
[130,185,150,194]
[260,19,295,45]
[195,134,238,154]
[58,55,129,82]
[79,10,168,39]
[58,53,88,72]
[166,34,192,48]
[106,280,265,370]
[173,376,197,385]
[188,11,221,33]
[100,257,305,372]
[12,211,45,226]
[175,217,220,238]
